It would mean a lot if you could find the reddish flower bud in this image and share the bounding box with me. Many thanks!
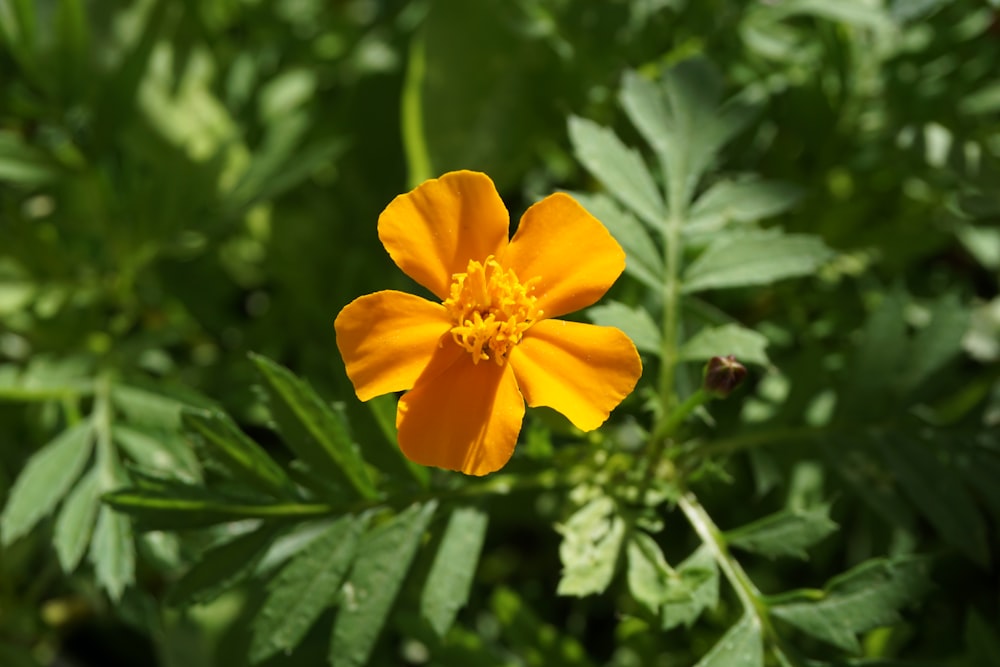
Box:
[703,355,747,398]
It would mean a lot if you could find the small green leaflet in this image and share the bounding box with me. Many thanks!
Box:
[89,504,135,601]
[421,506,489,638]
[682,230,833,293]
[183,409,299,499]
[330,502,437,667]
[726,504,838,560]
[679,323,770,367]
[687,178,803,235]
[556,496,626,597]
[1,420,93,545]
[770,555,932,653]
[626,531,673,614]
[250,353,376,501]
[694,614,763,667]
[250,515,367,663]
[587,301,661,356]
[662,544,719,631]
[53,468,101,573]
[567,116,666,228]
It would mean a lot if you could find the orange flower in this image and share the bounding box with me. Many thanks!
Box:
[334,171,642,476]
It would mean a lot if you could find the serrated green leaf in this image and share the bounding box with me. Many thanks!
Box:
[330,502,437,667]
[679,323,771,366]
[771,556,932,652]
[694,614,763,667]
[89,505,135,601]
[568,116,666,228]
[250,353,376,501]
[682,230,833,293]
[662,544,719,630]
[726,504,838,560]
[168,524,283,607]
[687,178,803,234]
[421,506,489,638]
[876,435,989,565]
[251,515,366,663]
[53,468,101,573]
[1,421,93,545]
[183,409,298,499]
[587,302,661,356]
[111,383,190,429]
[626,531,673,614]
[571,191,664,290]
[556,496,626,597]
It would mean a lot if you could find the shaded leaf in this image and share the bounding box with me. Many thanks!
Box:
[250,353,376,501]
[897,293,969,394]
[183,409,298,499]
[169,523,283,607]
[726,504,838,560]
[330,502,437,667]
[556,496,626,597]
[53,468,101,573]
[568,116,666,228]
[587,301,661,356]
[682,230,833,293]
[771,556,933,653]
[251,515,366,663]
[421,506,489,638]
[1,421,93,545]
[0,131,60,186]
[679,323,770,366]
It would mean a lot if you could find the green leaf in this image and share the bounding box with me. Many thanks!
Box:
[587,302,661,356]
[53,468,101,573]
[687,178,803,235]
[89,505,135,601]
[771,0,894,31]
[168,524,283,607]
[568,116,666,228]
[876,435,989,565]
[556,496,626,597]
[111,383,193,429]
[183,409,298,499]
[682,230,833,293]
[662,544,719,631]
[679,323,771,366]
[421,506,489,638]
[571,191,664,290]
[694,614,763,667]
[897,293,969,394]
[726,504,838,560]
[251,515,367,663]
[771,556,933,653]
[0,131,59,186]
[1,421,93,545]
[250,353,376,501]
[330,502,437,667]
[114,424,201,483]
[626,531,673,614]
[103,483,325,530]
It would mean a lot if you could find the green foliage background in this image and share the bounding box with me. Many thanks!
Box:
[1,1,999,666]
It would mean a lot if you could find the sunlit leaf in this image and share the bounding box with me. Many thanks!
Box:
[662,544,719,631]
[1,421,93,545]
[421,506,489,638]
[679,323,770,366]
[330,502,437,667]
[626,531,673,614]
[556,496,626,597]
[687,178,803,234]
[726,504,838,560]
[53,468,101,573]
[89,505,135,601]
[251,515,366,663]
[694,614,763,667]
[587,301,661,356]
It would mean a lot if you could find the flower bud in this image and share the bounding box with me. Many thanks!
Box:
[702,355,747,399]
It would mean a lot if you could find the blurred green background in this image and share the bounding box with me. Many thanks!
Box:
[1,0,999,666]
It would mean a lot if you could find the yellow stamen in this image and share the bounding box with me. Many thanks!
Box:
[443,256,542,365]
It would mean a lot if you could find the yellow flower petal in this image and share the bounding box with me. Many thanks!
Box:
[396,348,524,476]
[334,290,451,401]
[503,192,626,319]
[511,319,641,431]
[378,171,510,300]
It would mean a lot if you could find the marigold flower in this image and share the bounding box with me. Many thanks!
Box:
[334,171,642,476]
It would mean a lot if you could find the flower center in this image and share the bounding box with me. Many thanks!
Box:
[442,256,542,365]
